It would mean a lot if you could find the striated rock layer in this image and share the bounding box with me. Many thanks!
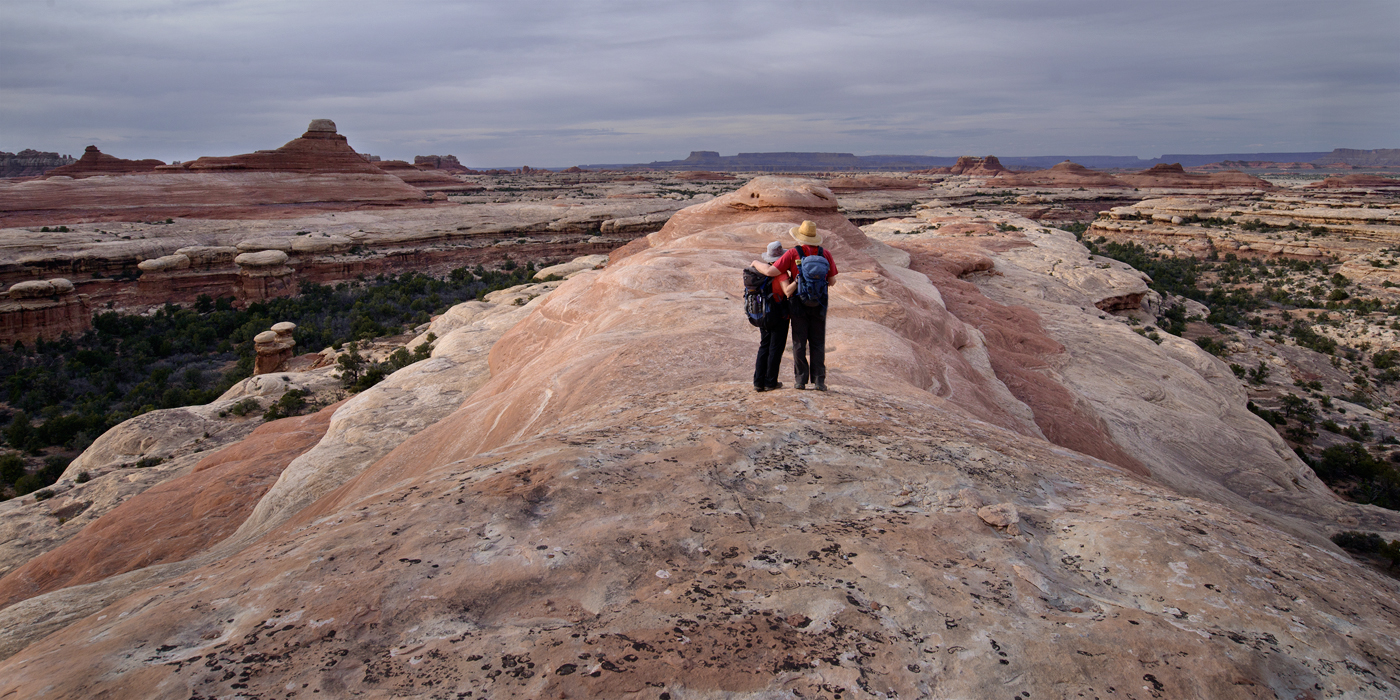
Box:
[0,121,432,227]
[0,179,1397,698]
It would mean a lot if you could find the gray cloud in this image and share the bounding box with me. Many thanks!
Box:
[1,0,1396,166]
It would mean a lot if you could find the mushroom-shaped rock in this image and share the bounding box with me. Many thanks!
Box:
[137,254,192,273]
[253,324,297,375]
[235,250,291,267]
[307,119,337,133]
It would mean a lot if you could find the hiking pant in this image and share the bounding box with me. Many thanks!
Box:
[789,301,826,386]
[753,311,790,388]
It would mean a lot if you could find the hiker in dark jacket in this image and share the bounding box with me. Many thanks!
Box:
[748,241,795,392]
[752,221,838,391]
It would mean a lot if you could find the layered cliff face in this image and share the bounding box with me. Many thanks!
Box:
[0,178,1397,698]
[0,150,76,179]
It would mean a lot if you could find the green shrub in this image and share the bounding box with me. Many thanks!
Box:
[263,389,308,422]
[13,473,43,495]
[33,489,54,501]
[0,453,24,484]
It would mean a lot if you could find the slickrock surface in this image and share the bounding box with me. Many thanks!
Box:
[865,208,1400,543]
[0,179,1398,698]
[0,405,335,609]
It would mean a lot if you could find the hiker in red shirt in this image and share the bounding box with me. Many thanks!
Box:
[751,221,837,391]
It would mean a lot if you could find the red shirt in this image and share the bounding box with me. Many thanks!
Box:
[774,245,838,284]
[770,270,790,302]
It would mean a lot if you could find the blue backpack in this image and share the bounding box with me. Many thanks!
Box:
[743,266,777,327]
[794,246,830,308]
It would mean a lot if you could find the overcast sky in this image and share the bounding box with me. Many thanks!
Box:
[2,0,1397,167]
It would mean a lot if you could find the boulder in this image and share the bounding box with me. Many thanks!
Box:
[7,279,74,299]
[136,254,191,273]
[234,250,290,267]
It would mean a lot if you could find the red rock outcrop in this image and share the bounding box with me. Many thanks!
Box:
[990,160,1125,188]
[0,405,335,610]
[253,322,297,374]
[1307,173,1400,188]
[0,278,90,346]
[0,120,432,226]
[374,159,473,190]
[1118,162,1273,189]
[949,154,1009,176]
[174,120,381,174]
[41,145,164,179]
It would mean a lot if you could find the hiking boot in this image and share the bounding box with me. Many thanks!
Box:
[795,383,809,390]
[814,381,828,392]
[754,384,769,392]
[766,382,784,391]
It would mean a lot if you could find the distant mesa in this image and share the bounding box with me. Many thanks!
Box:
[414,155,473,173]
[0,150,76,179]
[1312,148,1400,167]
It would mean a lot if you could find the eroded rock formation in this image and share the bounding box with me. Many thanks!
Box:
[0,277,89,345]
[0,121,431,227]
[0,178,1397,698]
[253,322,297,374]
[42,145,164,179]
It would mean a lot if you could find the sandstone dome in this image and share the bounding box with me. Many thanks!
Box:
[0,178,1396,699]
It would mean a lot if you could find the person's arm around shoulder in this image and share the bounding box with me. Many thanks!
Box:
[751,260,782,278]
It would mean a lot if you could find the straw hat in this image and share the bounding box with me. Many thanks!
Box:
[789,220,822,246]
[760,241,784,263]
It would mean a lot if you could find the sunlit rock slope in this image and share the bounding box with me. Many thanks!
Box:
[0,178,1397,699]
